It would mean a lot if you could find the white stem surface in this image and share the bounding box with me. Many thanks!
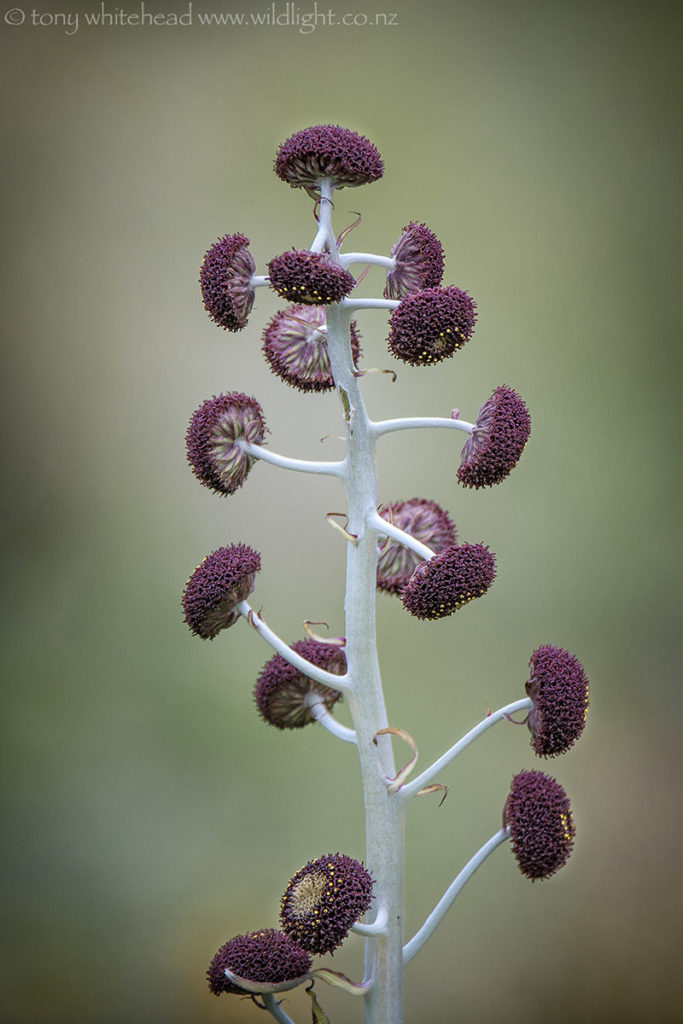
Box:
[368,511,435,563]
[402,828,509,964]
[237,601,352,694]
[370,416,475,438]
[401,698,533,799]
[239,440,346,478]
[307,695,357,744]
[261,993,298,1024]
[338,252,395,270]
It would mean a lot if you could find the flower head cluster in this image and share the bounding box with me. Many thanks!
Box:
[186,393,266,496]
[274,124,384,190]
[207,928,311,996]
[263,305,361,392]
[458,386,531,488]
[182,544,261,639]
[384,222,445,300]
[255,640,346,729]
[525,645,589,757]
[377,498,457,595]
[200,233,255,331]
[388,286,477,366]
[401,542,495,620]
[280,853,374,954]
[267,250,355,305]
[504,770,575,880]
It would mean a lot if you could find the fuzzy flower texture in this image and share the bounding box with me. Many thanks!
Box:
[526,645,589,757]
[182,544,261,639]
[207,928,311,995]
[504,770,575,880]
[186,392,266,496]
[255,640,346,729]
[280,853,374,955]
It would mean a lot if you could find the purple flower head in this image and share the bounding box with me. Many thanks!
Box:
[262,305,362,392]
[182,544,260,639]
[525,645,589,757]
[280,853,374,955]
[200,233,255,331]
[274,124,384,190]
[207,928,312,996]
[186,393,266,496]
[504,770,575,880]
[267,250,355,305]
[458,386,531,488]
[255,640,346,729]
[384,222,445,300]
[377,498,457,596]
[387,286,477,366]
[401,542,495,620]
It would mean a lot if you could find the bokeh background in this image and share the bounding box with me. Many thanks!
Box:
[2,1,681,1021]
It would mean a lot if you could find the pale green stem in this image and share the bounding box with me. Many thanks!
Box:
[342,297,400,311]
[368,510,435,563]
[261,993,298,1024]
[370,416,475,438]
[338,252,395,270]
[401,698,533,800]
[238,439,346,478]
[316,178,405,1023]
[306,694,357,744]
[237,600,352,694]
[402,828,509,965]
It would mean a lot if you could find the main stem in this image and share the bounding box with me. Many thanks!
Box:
[326,302,406,1024]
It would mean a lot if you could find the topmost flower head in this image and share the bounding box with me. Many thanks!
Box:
[274,125,384,190]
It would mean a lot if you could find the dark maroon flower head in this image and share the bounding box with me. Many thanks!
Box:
[186,393,266,496]
[525,645,589,757]
[384,222,445,300]
[401,542,495,620]
[504,770,575,880]
[280,853,374,955]
[377,499,457,595]
[255,640,346,729]
[182,544,261,639]
[274,125,384,190]
[200,233,256,331]
[207,928,312,996]
[458,386,531,489]
[262,305,362,392]
[387,286,477,366]
[268,250,355,305]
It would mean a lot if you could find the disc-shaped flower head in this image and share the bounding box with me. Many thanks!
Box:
[207,928,312,996]
[262,305,362,392]
[504,770,575,880]
[255,640,346,729]
[280,853,374,955]
[401,542,495,620]
[182,544,261,639]
[274,124,384,191]
[186,392,266,496]
[458,386,531,488]
[377,498,457,595]
[200,233,256,331]
[387,286,477,366]
[525,645,589,757]
[384,222,445,300]
[267,250,355,306]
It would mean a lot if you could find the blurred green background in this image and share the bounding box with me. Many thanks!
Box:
[2,0,681,1021]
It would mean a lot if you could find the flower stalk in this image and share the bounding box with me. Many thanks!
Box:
[187,123,588,1024]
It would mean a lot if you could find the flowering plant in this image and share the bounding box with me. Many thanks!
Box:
[183,124,589,1023]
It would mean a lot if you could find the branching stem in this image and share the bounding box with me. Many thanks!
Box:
[368,510,435,563]
[402,828,509,965]
[401,698,533,799]
[238,439,346,478]
[370,416,475,438]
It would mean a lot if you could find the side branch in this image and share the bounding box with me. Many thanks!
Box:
[370,416,475,438]
[338,252,395,270]
[237,601,353,694]
[401,698,533,799]
[238,440,346,478]
[402,828,509,965]
[368,510,435,563]
[341,297,400,312]
[307,695,357,744]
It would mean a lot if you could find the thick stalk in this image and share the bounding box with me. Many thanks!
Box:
[325,300,405,1023]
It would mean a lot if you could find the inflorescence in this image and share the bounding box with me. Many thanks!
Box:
[280,853,374,954]
[187,122,587,1014]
